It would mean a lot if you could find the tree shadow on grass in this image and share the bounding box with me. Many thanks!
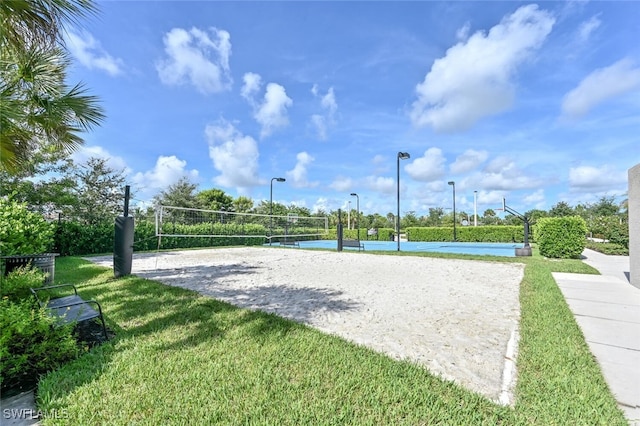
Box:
[40,257,361,406]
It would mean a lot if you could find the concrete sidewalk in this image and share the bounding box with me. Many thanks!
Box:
[554,248,639,425]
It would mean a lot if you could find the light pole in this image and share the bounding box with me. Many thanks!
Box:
[347,200,351,230]
[350,192,359,240]
[270,177,285,245]
[448,181,456,241]
[474,190,478,227]
[397,152,410,251]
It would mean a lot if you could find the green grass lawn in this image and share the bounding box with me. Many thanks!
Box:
[35,250,628,425]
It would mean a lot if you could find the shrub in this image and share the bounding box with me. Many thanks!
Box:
[585,241,628,256]
[0,267,79,392]
[0,266,46,301]
[0,299,79,392]
[534,216,587,259]
[0,198,54,255]
[607,221,629,249]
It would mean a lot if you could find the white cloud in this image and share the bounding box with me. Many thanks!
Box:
[364,176,395,194]
[312,197,329,214]
[372,154,386,165]
[456,22,471,41]
[286,151,318,188]
[205,119,262,189]
[71,145,129,173]
[254,83,293,138]
[569,165,627,191]
[310,86,338,140]
[241,72,262,103]
[65,29,124,76]
[329,176,353,192]
[577,15,601,43]
[156,27,232,94]
[410,4,554,132]
[523,189,546,209]
[240,74,293,137]
[405,148,446,182]
[561,58,640,119]
[450,149,489,174]
[132,155,199,198]
[478,156,541,190]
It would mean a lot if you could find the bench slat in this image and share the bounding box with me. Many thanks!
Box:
[343,240,365,251]
[31,284,109,340]
[48,303,100,324]
[46,295,85,309]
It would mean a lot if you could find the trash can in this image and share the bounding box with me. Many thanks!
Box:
[1,253,58,285]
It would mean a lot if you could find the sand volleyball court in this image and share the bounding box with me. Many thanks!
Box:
[88,247,524,403]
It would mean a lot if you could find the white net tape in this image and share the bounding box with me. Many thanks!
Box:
[155,205,328,240]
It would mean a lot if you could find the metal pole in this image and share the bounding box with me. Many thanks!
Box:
[270,179,274,246]
[124,185,130,217]
[397,155,400,251]
[351,193,359,241]
[397,152,410,251]
[453,184,456,241]
[448,181,456,241]
[474,190,477,227]
[269,177,285,246]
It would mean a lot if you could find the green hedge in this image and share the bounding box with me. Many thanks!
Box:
[533,216,587,259]
[55,221,114,256]
[53,220,535,256]
[0,198,54,255]
[323,228,395,241]
[54,219,269,256]
[406,226,525,242]
[323,226,525,243]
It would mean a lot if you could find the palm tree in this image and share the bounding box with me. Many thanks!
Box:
[0,0,104,174]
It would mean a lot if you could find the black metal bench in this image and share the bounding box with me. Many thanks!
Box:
[343,239,365,251]
[30,284,108,340]
[279,240,300,248]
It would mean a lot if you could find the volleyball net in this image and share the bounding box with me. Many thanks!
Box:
[155,205,329,241]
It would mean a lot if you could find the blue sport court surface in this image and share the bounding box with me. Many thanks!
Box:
[270,240,523,257]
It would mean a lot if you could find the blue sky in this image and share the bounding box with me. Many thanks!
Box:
[65,1,639,217]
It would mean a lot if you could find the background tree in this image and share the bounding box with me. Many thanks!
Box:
[525,209,548,223]
[386,212,395,229]
[196,188,233,211]
[482,209,500,225]
[0,155,76,215]
[425,207,444,227]
[401,211,420,228]
[233,196,254,214]
[589,196,619,217]
[368,213,389,229]
[549,201,575,217]
[1,0,104,174]
[152,176,200,209]
[287,205,311,217]
[67,157,127,225]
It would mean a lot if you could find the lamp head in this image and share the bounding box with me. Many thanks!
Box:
[350,193,357,197]
[275,177,286,182]
[448,181,455,186]
[397,152,410,160]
